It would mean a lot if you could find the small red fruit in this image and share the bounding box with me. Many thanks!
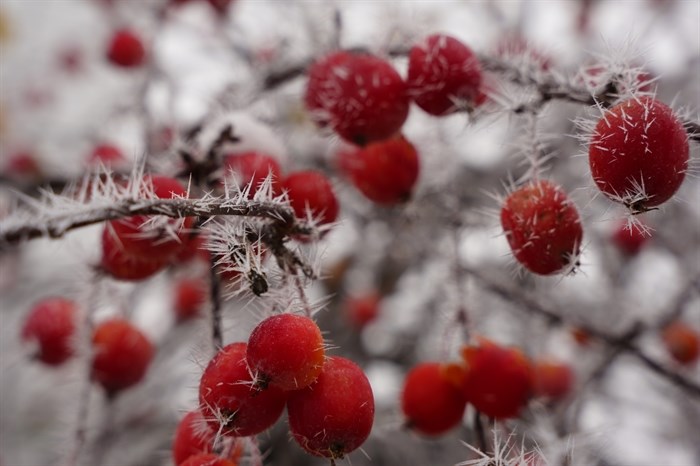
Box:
[407,34,482,116]
[222,151,282,197]
[106,28,146,68]
[500,180,583,275]
[460,339,532,419]
[91,318,154,396]
[199,342,287,437]
[661,321,699,366]
[100,226,169,281]
[282,171,339,226]
[107,175,193,262]
[180,454,236,466]
[338,135,420,205]
[172,410,242,465]
[588,97,688,212]
[343,292,381,329]
[611,220,651,256]
[21,297,78,366]
[175,232,210,264]
[174,278,207,322]
[532,359,574,401]
[287,356,374,459]
[305,51,410,145]
[401,362,467,436]
[246,313,325,391]
[570,327,592,346]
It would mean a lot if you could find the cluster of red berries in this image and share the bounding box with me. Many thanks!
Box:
[21,298,154,397]
[401,338,574,436]
[174,313,374,463]
[305,33,486,206]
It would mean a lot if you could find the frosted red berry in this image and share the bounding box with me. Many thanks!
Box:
[180,454,236,466]
[172,410,242,466]
[588,97,688,212]
[222,151,282,197]
[100,226,169,281]
[199,342,287,437]
[106,29,146,68]
[532,359,574,401]
[611,220,651,256]
[107,175,193,262]
[282,170,339,225]
[338,135,420,205]
[661,321,699,366]
[460,339,532,419]
[174,278,207,322]
[91,318,154,396]
[500,180,583,275]
[287,356,374,459]
[401,362,467,436]
[407,34,482,116]
[21,297,78,366]
[304,51,410,145]
[246,313,325,391]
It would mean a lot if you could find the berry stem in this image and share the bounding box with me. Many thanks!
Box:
[473,410,488,455]
[209,255,224,350]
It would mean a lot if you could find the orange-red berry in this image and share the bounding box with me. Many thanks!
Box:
[21,297,78,366]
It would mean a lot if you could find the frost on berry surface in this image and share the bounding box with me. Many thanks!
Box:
[500,180,583,275]
[304,50,410,145]
[287,356,374,459]
[246,313,325,390]
[587,97,689,212]
[407,33,483,116]
[198,342,287,437]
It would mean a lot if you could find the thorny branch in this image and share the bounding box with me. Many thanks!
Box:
[0,196,307,245]
[463,266,700,399]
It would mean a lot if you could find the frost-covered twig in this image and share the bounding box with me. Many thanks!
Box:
[0,195,303,245]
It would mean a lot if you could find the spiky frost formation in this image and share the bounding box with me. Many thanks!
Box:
[588,97,689,212]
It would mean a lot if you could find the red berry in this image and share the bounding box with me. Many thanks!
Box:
[460,339,532,419]
[174,278,207,322]
[88,143,125,168]
[180,454,236,466]
[661,321,699,366]
[222,152,282,197]
[343,292,381,329]
[407,34,482,116]
[91,318,154,396]
[172,410,243,465]
[199,342,287,437]
[588,97,688,212]
[338,135,420,205]
[4,151,42,181]
[246,314,325,390]
[304,51,409,145]
[287,356,374,459]
[107,175,193,262]
[401,362,467,436]
[532,359,574,401]
[282,171,339,226]
[500,180,583,275]
[100,226,169,281]
[106,29,146,68]
[21,297,78,366]
[611,220,651,256]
